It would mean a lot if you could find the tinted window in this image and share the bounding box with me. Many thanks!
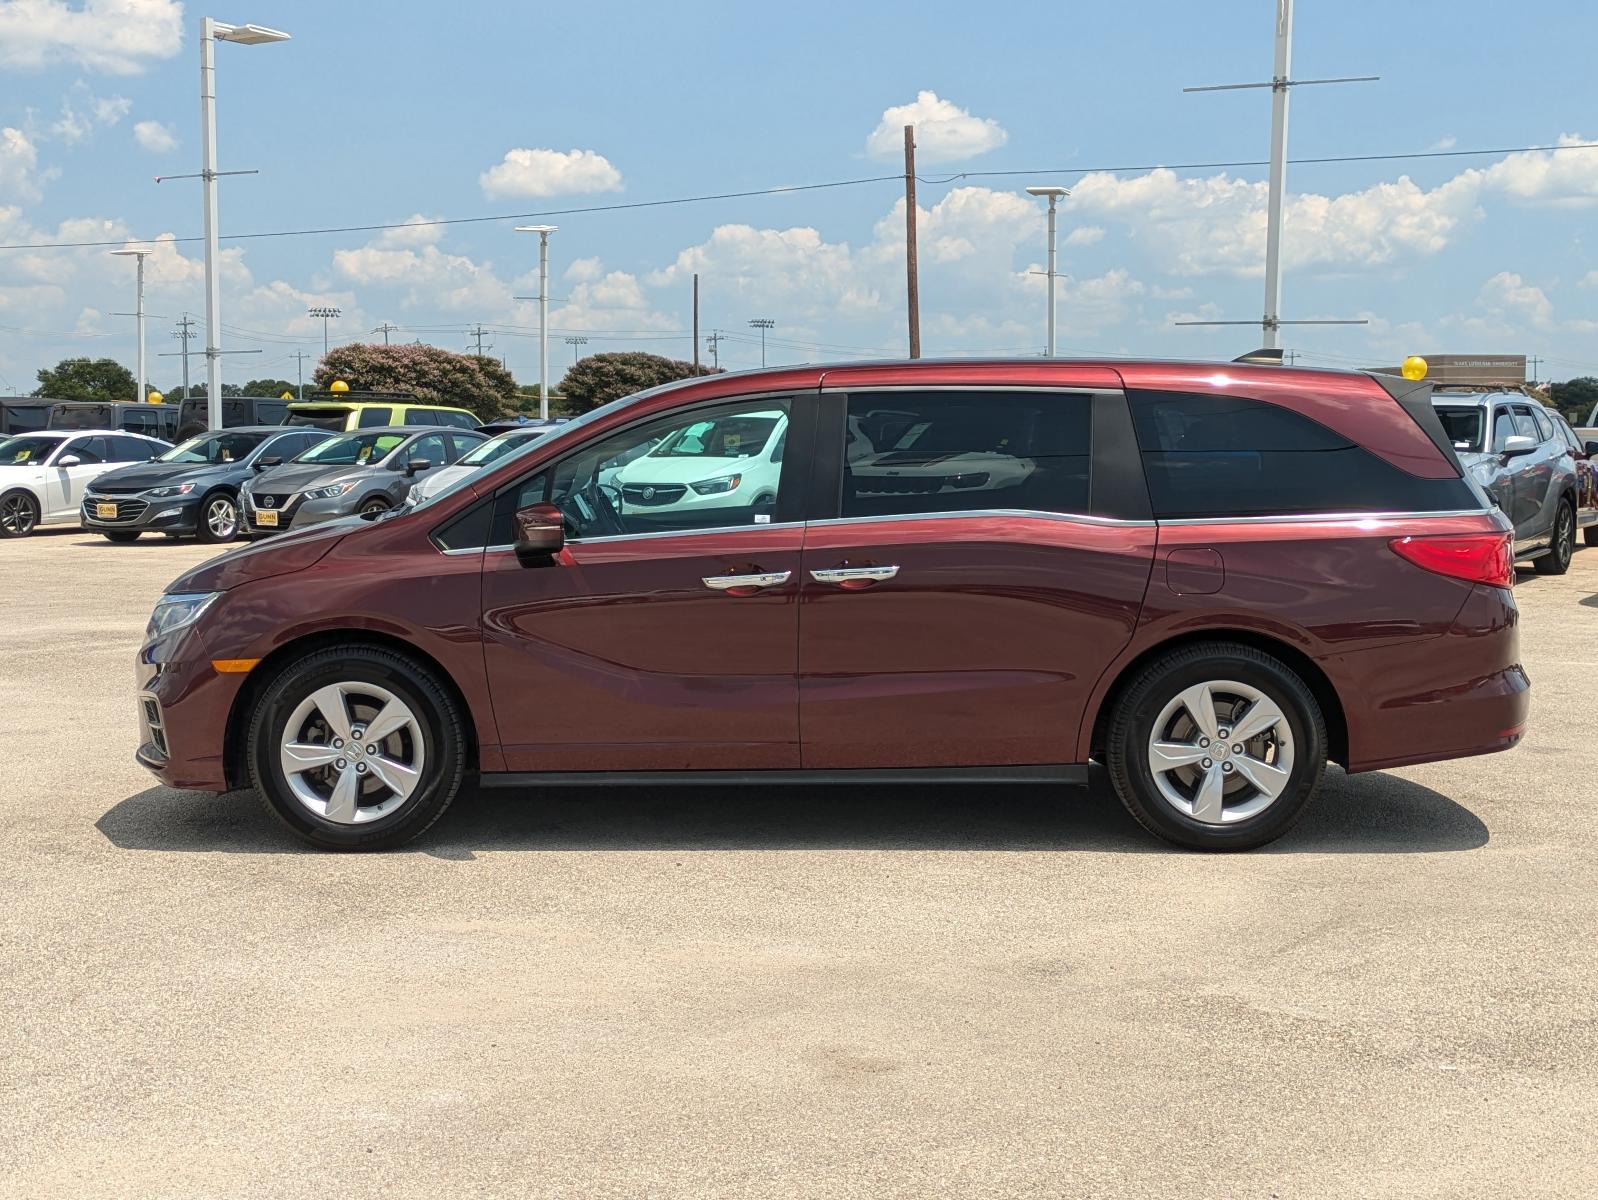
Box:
[67,437,106,464]
[299,431,406,465]
[50,404,109,430]
[357,407,394,428]
[842,391,1090,519]
[439,410,478,429]
[1435,406,1484,452]
[256,400,288,424]
[445,432,487,461]
[120,409,156,434]
[1130,390,1477,518]
[110,436,156,462]
[1,404,51,434]
[401,434,450,468]
[1556,416,1584,454]
[404,408,440,426]
[1510,406,1540,440]
[159,430,267,464]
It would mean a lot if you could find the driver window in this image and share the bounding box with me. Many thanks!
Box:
[1490,409,1517,453]
[509,397,792,541]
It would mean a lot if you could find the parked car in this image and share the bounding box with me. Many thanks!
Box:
[175,395,293,440]
[1552,411,1598,546]
[0,398,58,436]
[612,407,786,527]
[1431,390,1588,573]
[283,399,479,432]
[134,358,1526,853]
[0,429,169,537]
[49,400,180,441]
[82,426,335,544]
[240,426,486,533]
[476,416,569,436]
[407,426,555,504]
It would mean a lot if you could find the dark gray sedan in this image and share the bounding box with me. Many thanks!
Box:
[82,426,334,543]
[240,426,486,534]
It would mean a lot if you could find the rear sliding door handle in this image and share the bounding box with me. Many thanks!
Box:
[702,570,791,591]
[809,565,900,585]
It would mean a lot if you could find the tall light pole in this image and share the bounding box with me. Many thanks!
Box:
[749,318,774,367]
[200,17,290,429]
[1024,187,1070,357]
[308,306,341,357]
[110,248,151,400]
[515,225,557,420]
[564,335,588,366]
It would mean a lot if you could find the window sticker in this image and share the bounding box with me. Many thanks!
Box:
[357,446,373,463]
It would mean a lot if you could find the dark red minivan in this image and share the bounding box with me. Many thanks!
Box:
[135,359,1528,851]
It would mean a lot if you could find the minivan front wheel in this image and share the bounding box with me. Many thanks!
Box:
[247,646,466,850]
[1105,642,1326,851]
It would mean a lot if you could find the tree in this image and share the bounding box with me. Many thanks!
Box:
[239,378,297,397]
[162,382,243,401]
[34,358,136,403]
[558,351,719,415]
[1546,377,1598,424]
[312,343,516,421]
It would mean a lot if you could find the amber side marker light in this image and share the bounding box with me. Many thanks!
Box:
[211,659,261,674]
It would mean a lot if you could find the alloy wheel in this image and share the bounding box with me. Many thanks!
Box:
[1146,679,1295,826]
[1,493,37,536]
[206,496,237,540]
[278,682,425,824]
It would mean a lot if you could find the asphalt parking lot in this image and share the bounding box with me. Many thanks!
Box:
[2,527,1595,1198]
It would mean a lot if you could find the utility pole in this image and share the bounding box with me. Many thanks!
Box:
[749,318,775,368]
[376,321,397,345]
[174,314,195,398]
[692,273,700,370]
[1177,0,1375,354]
[468,324,491,357]
[904,124,921,359]
[706,330,723,371]
[1528,355,1543,387]
[292,349,311,398]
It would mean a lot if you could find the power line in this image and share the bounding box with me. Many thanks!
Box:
[3,140,1594,253]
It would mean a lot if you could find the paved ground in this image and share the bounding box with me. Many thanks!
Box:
[1,524,1594,1198]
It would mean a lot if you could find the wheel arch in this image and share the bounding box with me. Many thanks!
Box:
[1087,628,1349,769]
[223,628,480,789]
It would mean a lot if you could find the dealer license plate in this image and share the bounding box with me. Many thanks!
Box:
[254,510,279,527]
[96,503,118,519]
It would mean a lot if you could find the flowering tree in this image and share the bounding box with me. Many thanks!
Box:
[558,352,719,414]
[312,343,517,420]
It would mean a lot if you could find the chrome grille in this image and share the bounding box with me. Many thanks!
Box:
[621,483,688,506]
[84,497,149,522]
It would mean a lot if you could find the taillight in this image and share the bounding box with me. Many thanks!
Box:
[1389,532,1513,588]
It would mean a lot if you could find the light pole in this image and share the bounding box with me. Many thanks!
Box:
[749,318,774,367]
[308,306,341,357]
[564,335,588,366]
[110,248,151,400]
[1025,186,1070,357]
[515,225,558,420]
[200,17,290,430]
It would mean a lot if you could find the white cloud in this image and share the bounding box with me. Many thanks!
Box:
[332,238,515,314]
[0,0,183,74]
[1063,225,1104,247]
[0,128,46,202]
[1431,136,1457,152]
[564,256,604,284]
[46,83,130,143]
[1475,271,1554,327]
[865,91,1007,165]
[132,119,175,154]
[373,214,444,248]
[1581,271,1598,289]
[1475,134,1598,208]
[479,148,622,199]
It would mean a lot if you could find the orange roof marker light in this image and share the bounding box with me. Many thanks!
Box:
[1401,356,1429,381]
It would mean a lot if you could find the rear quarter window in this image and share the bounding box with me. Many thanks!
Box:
[1129,390,1479,519]
[357,407,394,428]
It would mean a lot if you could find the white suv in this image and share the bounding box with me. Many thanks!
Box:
[612,409,786,525]
[0,429,169,537]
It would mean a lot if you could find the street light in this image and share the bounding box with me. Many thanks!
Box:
[564,335,588,366]
[110,248,151,401]
[200,16,290,430]
[1025,186,1071,357]
[749,318,775,367]
[308,306,341,357]
[515,225,558,420]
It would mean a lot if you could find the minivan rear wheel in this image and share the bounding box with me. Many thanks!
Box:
[1105,642,1326,851]
[247,645,466,850]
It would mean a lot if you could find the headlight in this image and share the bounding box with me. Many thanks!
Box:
[690,472,743,495]
[306,481,358,500]
[146,482,196,499]
[145,592,220,641]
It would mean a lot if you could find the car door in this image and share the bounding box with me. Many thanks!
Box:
[1510,404,1555,541]
[1484,406,1521,536]
[44,436,110,517]
[796,379,1157,769]
[479,393,810,772]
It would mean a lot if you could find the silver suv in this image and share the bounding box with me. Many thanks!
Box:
[1433,390,1588,575]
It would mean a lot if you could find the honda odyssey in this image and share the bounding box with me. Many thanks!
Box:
[135,359,1528,852]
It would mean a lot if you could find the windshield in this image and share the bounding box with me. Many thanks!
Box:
[158,430,269,464]
[0,434,66,465]
[648,412,780,459]
[460,428,549,467]
[1435,405,1485,452]
[296,431,405,466]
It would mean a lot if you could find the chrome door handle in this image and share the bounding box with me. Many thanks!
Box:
[809,565,900,584]
[702,570,791,590]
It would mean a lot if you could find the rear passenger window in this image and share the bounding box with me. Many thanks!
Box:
[842,391,1091,519]
[439,411,476,429]
[406,409,440,426]
[357,407,393,428]
[1129,391,1479,519]
[111,436,155,461]
[1530,407,1555,441]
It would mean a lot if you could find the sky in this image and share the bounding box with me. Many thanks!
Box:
[1,0,1596,396]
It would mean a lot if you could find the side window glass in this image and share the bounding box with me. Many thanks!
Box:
[357,407,393,429]
[1530,406,1555,442]
[1491,409,1518,452]
[113,436,151,461]
[842,391,1090,519]
[259,401,288,424]
[71,437,106,464]
[501,397,792,542]
[443,411,476,429]
[404,434,449,467]
[406,409,440,426]
[1510,406,1540,440]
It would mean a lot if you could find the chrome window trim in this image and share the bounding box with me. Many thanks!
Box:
[1157,507,1493,527]
[808,509,1155,529]
[820,384,1108,396]
[469,520,808,556]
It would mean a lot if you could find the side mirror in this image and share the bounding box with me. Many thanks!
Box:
[404,458,432,477]
[1501,435,1538,459]
[56,454,82,467]
[513,501,565,565]
[1584,441,1598,457]
[255,456,282,471]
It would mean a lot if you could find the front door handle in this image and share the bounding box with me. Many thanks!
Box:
[702,570,791,591]
[809,565,900,586]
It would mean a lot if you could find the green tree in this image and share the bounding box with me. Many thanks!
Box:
[34,357,137,403]
[313,343,516,421]
[239,378,297,397]
[1547,377,1598,424]
[557,351,718,415]
[163,383,243,401]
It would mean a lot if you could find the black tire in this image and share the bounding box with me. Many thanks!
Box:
[195,490,240,544]
[1104,642,1327,851]
[358,496,391,519]
[0,489,39,538]
[101,531,141,543]
[1535,498,1575,575]
[1584,523,1598,547]
[247,645,467,851]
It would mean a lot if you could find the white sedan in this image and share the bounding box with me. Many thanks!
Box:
[0,429,170,537]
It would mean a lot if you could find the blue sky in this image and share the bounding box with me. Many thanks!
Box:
[1,0,1595,394]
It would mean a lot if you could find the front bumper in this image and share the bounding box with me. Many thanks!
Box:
[135,637,245,792]
[242,490,360,533]
[82,494,202,534]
